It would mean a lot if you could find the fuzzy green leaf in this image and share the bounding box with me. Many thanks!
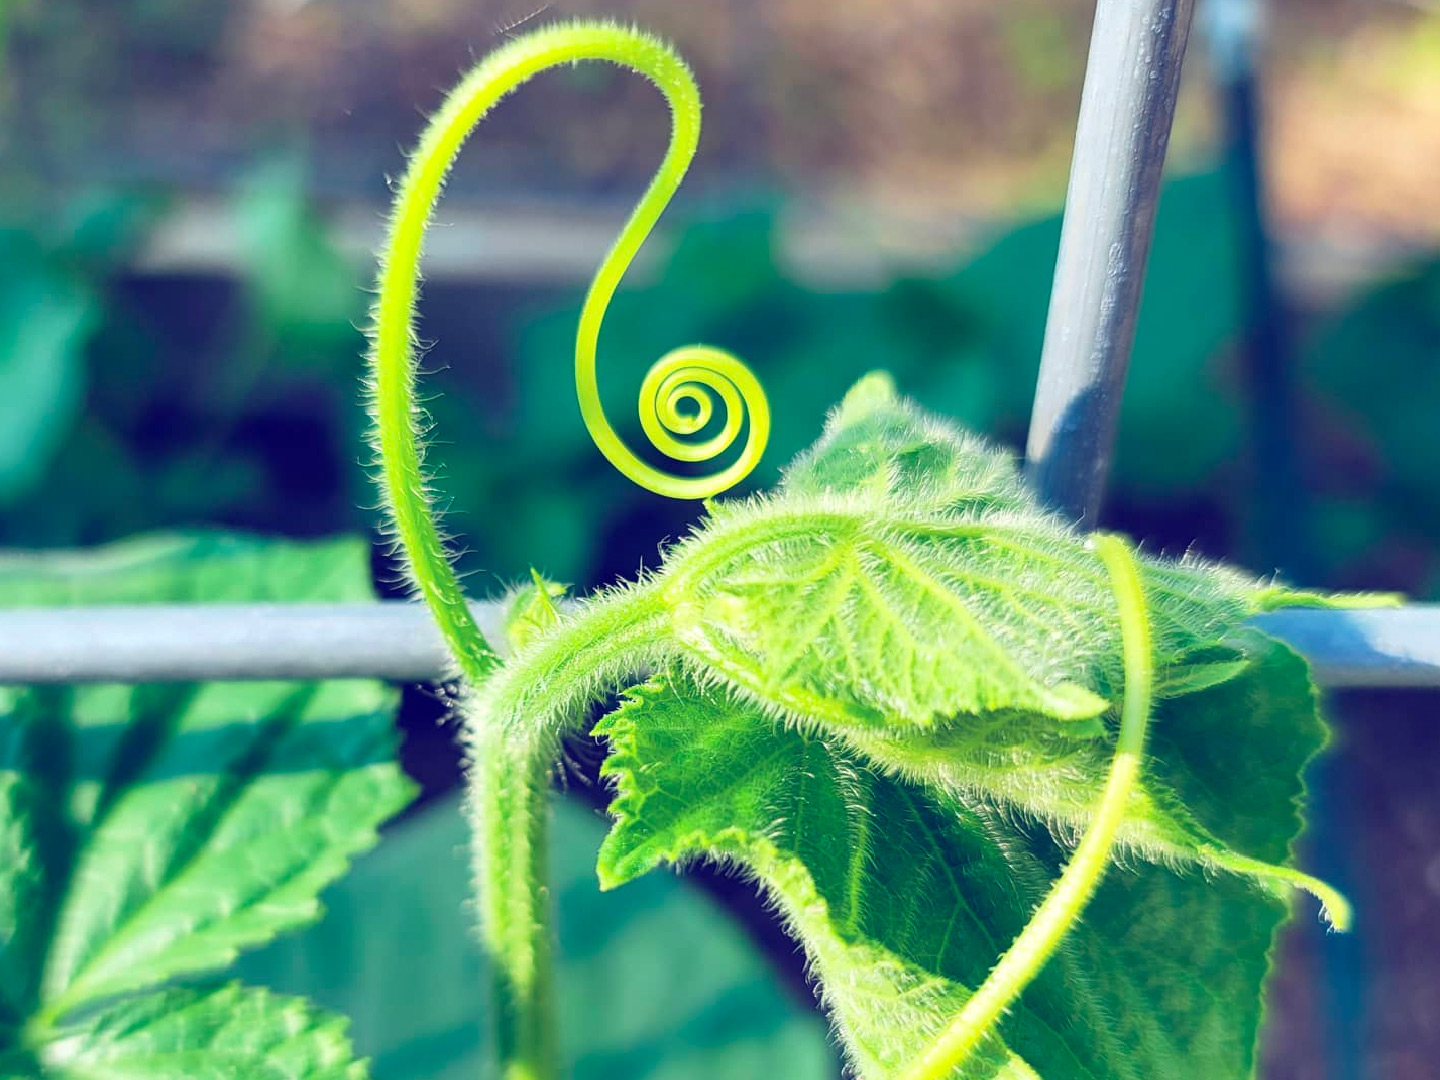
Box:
[829,627,1344,923]
[7,983,365,1080]
[780,372,1034,518]
[661,377,1286,737]
[597,675,1295,1080]
[0,533,414,1066]
[648,377,1343,920]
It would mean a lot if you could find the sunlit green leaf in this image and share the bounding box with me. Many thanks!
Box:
[0,533,412,1076]
[21,984,364,1080]
[597,675,1298,1079]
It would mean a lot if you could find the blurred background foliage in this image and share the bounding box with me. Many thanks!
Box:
[0,0,1436,600]
[0,163,1435,597]
[0,2,1437,1078]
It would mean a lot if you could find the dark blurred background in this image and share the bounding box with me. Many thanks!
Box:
[1,2,1436,1077]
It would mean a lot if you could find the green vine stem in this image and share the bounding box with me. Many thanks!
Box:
[900,532,1157,1080]
[469,730,557,1080]
[366,19,764,1079]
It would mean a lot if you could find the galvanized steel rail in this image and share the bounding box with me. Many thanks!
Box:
[0,601,1433,688]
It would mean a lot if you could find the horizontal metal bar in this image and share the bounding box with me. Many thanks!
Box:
[1247,606,1440,690]
[0,601,1435,690]
[0,602,511,686]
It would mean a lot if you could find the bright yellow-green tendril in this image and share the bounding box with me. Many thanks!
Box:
[369,29,770,682]
[573,28,770,499]
[901,532,1155,1080]
[368,24,765,1080]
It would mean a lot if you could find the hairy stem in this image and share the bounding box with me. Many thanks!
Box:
[368,20,745,1077]
[491,582,673,744]
[470,728,557,1080]
[901,533,1155,1080]
[462,581,670,1078]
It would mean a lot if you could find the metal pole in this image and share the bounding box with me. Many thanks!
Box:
[1210,0,1311,582]
[1204,12,1369,1076]
[0,602,512,685]
[1025,0,1200,522]
[0,600,1435,687]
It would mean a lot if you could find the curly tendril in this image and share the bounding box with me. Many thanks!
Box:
[369,24,768,688]
[582,343,769,499]
[564,23,770,500]
[368,24,765,1078]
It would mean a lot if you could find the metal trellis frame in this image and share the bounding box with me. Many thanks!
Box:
[0,0,1435,692]
[0,601,1434,687]
[1026,0,1199,525]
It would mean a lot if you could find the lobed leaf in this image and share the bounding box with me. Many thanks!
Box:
[660,376,1295,738]
[597,676,1293,1079]
[0,533,413,1074]
[630,377,1343,917]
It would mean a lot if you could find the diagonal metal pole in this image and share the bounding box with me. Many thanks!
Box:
[1025,0,1199,523]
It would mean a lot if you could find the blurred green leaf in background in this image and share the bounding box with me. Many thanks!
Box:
[0,228,97,503]
[233,156,362,364]
[237,792,834,1080]
[0,161,367,548]
[0,532,415,1077]
[1301,258,1440,595]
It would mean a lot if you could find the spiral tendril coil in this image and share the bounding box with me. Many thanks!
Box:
[577,344,768,500]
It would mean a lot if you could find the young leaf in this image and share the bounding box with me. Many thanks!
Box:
[0,533,414,1073]
[642,376,1345,921]
[597,675,1297,1080]
[659,375,1294,739]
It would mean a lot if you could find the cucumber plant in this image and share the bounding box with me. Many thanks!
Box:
[369,19,1383,1080]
